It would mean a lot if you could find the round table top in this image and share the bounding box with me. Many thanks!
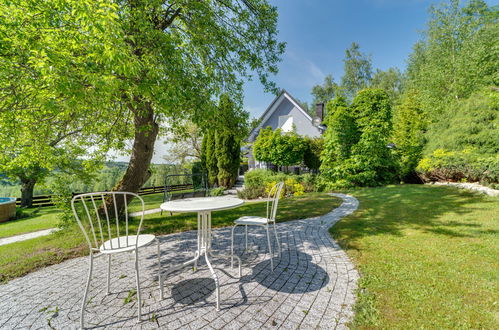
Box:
[160,196,244,213]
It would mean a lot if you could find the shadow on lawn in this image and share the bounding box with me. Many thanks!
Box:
[331,184,495,248]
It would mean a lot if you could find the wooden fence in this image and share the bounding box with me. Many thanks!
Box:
[15,184,193,208]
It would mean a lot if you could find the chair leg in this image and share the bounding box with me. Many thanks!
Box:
[106,255,111,295]
[156,239,164,300]
[273,222,281,258]
[245,225,248,251]
[265,225,274,271]
[231,225,237,268]
[80,253,94,329]
[134,248,142,323]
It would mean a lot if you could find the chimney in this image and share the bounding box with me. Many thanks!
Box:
[316,103,324,123]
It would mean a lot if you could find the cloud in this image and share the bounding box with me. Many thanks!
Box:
[285,50,326,87]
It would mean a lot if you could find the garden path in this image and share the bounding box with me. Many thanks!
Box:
[0,194,359,329]
[0,228,60,246]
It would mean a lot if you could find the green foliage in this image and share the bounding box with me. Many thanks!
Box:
[253,128,306,167]
[349,89,396,185]
[214,95,243,188]
[209,187,225,197]
[406,0,497,119]
[320,89,396,188]
[370,67,405,101]
[321,97,359,167]
[311,74,341,106]
[392,90,427,180]
[237,186,266,200]
[0,0,284,203]
[253,127,274,164]
[341,43,373,99]
[415,89,498,186]
[0,0,127,204]
[240,169,319,199]
[417,149,499,187]
[424,89,498,156]
[303,137,323,171]
[47,174,75,229]
[204,130,218,186]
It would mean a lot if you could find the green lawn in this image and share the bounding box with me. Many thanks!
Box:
[0,192,340,283]
[331,185,498,329]
[0,207,60,238]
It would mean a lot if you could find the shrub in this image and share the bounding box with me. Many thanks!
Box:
[237,186,265,200]
[241,169,317,198]
[253,128,306,167]
[209,187,225,196]
[417,148,499,186]
[299,173,318,192]
[244,169,274,189]
[303,137,323,171]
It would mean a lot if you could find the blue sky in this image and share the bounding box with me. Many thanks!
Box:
[243,0,498,119]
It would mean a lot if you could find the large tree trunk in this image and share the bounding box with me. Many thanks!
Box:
[20,177,36,208]
[111,102,159,213]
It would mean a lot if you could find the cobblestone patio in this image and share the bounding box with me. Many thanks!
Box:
[0,194,359,329]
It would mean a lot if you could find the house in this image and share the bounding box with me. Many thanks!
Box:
[246,89,325,170]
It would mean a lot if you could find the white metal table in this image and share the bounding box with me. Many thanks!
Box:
[159,196,244,310]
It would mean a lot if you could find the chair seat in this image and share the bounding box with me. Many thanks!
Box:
[234,216,270,226]
[99,234,156,254]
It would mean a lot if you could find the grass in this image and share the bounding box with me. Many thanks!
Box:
[0,192,340,283]
[330,185,498,329]
[0,207,61,238]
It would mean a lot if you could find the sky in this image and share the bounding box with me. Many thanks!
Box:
[243,0,498,119]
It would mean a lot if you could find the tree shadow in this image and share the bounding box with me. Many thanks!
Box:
[331,185,496,249]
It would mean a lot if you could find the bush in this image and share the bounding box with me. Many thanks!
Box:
[244,169,274,189]
[417,148,499,186]
[237,186,265,200]
[209,187,225,196]
[240,169,317,199]
[299,173,318,192]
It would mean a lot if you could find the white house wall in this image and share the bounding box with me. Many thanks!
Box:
[258,97,321,138]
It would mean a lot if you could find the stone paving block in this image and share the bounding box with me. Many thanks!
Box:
[0,194,359,329]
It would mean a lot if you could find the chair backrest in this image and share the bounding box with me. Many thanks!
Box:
[266,182,284,222]
[71,191,145,253]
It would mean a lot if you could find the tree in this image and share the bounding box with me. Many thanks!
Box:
[163,123,203,165]
[215,95,245,188]
[392,90,427,181]
[253,128,306,169]
[204,130,218,186]
[303,137,323,171]
[0,0,125,206]
[311,74,341,107]
[320,96,358,167]
[320,90,396,187]
[2,0,284,212]
[341,43,373,99]
[201,94,247,187]
[350,89,396,185]
[253,127,275,165]
[370,67,405,101]
[405,0,496,119]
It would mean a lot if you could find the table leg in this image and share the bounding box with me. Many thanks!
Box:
[199,211,220,310]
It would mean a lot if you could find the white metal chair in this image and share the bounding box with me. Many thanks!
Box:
[71,192,163,329]
[231,182,284,271]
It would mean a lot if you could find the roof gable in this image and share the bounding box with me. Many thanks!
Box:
[248,90,313,140]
